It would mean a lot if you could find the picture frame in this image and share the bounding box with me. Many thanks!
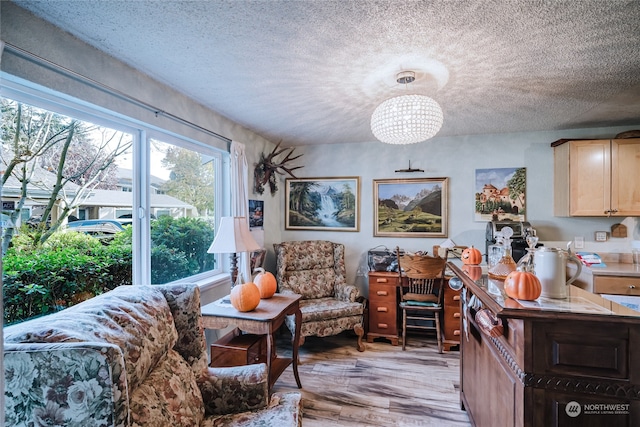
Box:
[474,167,526,221]
[374,177,448,237]
[285,177,360,231]
[248,199,264,230]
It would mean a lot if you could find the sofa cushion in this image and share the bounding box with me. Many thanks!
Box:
[4,342,128,427]
[4,285,178,393]
[156,284,209,374]
[202,392,302,427]
[130,348,204,426]
[298,297,364,322]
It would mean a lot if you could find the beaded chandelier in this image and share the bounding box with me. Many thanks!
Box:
[370,71,443,145]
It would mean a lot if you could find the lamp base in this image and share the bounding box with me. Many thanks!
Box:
[230,253,239,285]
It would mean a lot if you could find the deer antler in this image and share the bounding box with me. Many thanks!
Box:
[254,141,304,195]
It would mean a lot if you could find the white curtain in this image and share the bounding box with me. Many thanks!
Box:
[230,140,252,281]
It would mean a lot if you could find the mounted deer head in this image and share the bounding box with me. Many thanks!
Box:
[254,141,303,195]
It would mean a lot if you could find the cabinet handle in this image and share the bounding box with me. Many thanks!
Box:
[453,312,461,318]
[377,290,388,296]
[377,307,388,312]
[453,295,460,301]
[376,278,388,283]
[377,323,388,329]
[453,330,461,336]
[629,285,636,289]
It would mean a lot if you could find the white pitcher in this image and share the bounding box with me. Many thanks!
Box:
[530,247,582,299]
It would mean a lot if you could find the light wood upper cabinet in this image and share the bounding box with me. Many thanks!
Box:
[553,138,640,216]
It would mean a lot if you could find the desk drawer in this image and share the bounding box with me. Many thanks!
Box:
[594,275,640,296]
[369,309,398,333]
[369,284,397,302]
[368,275,400,287]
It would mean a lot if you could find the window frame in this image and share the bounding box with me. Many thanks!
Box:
[1,74,227,287]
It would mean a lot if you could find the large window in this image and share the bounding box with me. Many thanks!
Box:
[1,84,225,325]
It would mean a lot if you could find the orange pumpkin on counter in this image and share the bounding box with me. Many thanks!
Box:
[230,281,261,312]
[462,264,483,281]
[461,246,482,265]
[253,268,277,299]
[504,270,542,301]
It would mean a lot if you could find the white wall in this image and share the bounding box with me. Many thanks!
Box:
[277,128,640,296]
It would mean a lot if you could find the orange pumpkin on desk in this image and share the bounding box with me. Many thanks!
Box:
[461,246,482,265]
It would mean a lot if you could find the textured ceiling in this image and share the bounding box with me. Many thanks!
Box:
[11,0,640,146]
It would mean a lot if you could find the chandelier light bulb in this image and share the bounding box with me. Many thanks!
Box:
[371,94,443,145]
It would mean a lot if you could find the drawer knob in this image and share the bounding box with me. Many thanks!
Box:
[453,312,461,318]
[376,278,388,283]
[377,307,388,312]
[630,285,636,289]
[377,323,388,329]
[453,330,461,336]
[453,295,461,301]
[377,290,388,296]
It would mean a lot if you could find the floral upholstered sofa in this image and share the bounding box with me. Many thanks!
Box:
[4,283,302,426]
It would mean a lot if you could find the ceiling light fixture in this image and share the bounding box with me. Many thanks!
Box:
[371,71,443,145]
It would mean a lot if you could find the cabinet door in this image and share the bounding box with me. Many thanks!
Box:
[611,139,640,216]
[569,140,610,216]
[462,317,521,427]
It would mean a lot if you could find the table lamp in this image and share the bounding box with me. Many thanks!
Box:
[207,216,261,285]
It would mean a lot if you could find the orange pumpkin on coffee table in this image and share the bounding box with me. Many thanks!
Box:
[253,268,277,299]
[230,281,261,312]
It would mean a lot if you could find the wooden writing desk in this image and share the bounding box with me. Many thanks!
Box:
[201,293,302,391]
[367,271,460,350]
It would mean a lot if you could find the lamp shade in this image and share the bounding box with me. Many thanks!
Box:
[207,216,261,254]
[371,94,443,144]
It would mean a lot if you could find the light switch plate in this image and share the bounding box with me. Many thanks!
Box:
[574,236,584,249]
[595,231,608,242]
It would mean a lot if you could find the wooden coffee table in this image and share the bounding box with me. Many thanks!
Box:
[201,293,302,391]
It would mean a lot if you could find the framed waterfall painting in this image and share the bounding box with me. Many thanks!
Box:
[285,177,360,231]
[374,177,448,237]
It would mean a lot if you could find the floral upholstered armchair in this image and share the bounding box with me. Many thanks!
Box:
[274,240,366,352]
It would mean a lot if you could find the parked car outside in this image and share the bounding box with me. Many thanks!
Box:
[66,219,125,241]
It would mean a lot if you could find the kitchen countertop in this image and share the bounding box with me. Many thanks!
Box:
[582,261,640,277]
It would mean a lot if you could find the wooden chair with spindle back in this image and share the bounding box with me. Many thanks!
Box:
[396,246,448,352]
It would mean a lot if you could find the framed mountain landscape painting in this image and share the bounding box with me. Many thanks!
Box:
[285,177,360,231]
[374,177,448,237]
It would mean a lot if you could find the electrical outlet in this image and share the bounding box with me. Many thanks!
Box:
[574,236,584,249]
[595,231,609,242]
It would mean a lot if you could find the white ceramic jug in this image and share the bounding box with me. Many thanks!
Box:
[531,247,582,299]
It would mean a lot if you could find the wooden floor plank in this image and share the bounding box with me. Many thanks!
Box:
[273,332,471,426]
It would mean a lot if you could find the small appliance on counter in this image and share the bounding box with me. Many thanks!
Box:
[485,220,537,263]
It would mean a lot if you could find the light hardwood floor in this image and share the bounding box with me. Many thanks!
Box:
[272,332,472,427]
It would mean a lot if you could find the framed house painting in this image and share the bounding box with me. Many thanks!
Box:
[285,177,360,231]
[374,177,448,237]
[474,167,526,221]
[248,199,264,230]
